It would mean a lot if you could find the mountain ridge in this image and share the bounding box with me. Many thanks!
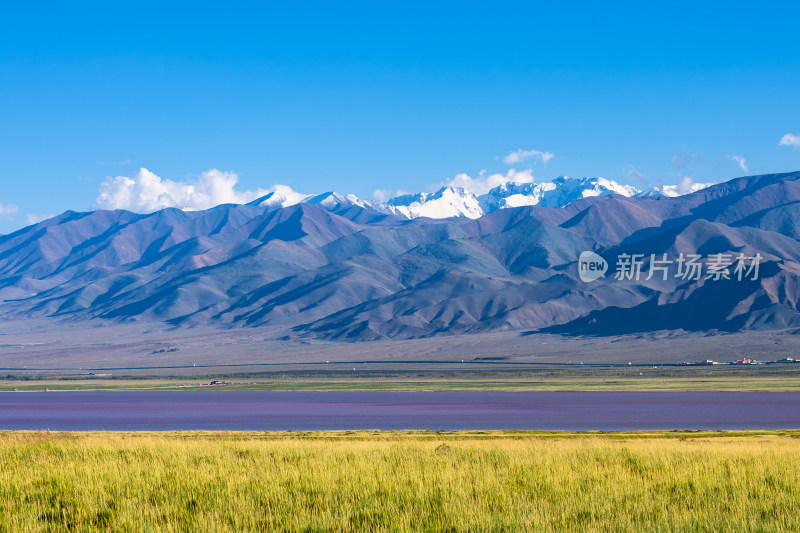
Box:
[245,175,708,221]
[0,170,798,341]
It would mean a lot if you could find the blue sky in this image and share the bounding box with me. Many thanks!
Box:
[1,1,799,233]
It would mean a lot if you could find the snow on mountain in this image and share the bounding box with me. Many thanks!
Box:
[248,185,311,208]
[3,170,799,340]
[636,182,714,198]
[245,177,707,221]
[372,177,639,220]
[383,186,483,219]
[305,192,369,210]
[477,182,541,211]
[478,177,638,212]
[531,176,638,206]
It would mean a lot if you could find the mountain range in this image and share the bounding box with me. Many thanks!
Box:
[0,171,798,341]
[246,176,710,221]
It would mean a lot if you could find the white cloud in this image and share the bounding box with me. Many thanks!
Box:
[438,168,536,196]
[653,177,714,197]
[779,133,800,148]
[95,168,275,212]
[726,155,749,172]
[670,152,694,169]
[676,175,696,195]
[373,190,391,203]
[626,166,646,184]
[503,149,554,165]
[26,213,55,225]
[373,189,410,203]
[0,201,19,217]
[252,184,312,209]
[670,151,711,169]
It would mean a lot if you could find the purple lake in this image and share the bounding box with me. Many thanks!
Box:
[0,391,798,431]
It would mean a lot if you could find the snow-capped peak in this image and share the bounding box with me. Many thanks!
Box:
[245,176,712,220]
[248,185,312,209]
[479,176,639,211]
[383,186,483,219]
[307,192,355,209]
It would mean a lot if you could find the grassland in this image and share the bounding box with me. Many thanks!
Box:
[5,366,800,391]
[1,430,799,531]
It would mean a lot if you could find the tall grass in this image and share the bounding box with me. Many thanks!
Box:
[0,431,798,531]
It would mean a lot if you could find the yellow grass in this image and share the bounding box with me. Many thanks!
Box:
[0,431,799,531]
[6,374,800,391]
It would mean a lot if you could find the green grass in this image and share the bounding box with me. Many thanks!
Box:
[5,371,800,391]
[1,431,799,531]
